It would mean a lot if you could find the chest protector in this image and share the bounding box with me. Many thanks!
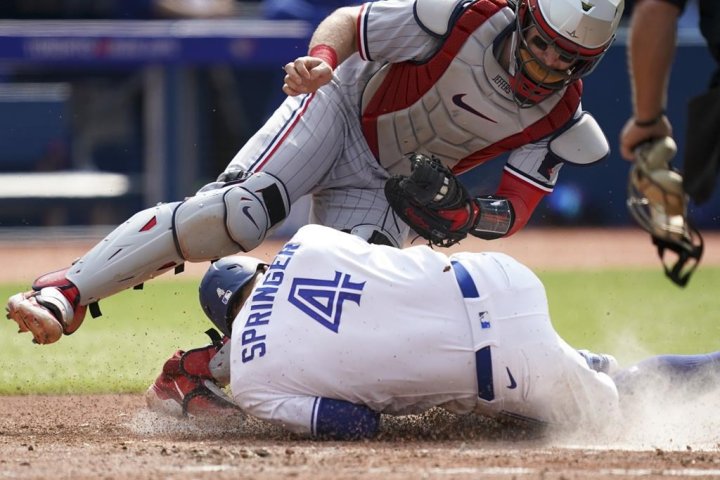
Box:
[360,0,581,176]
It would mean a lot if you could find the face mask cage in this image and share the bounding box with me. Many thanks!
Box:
[510,0,611,106]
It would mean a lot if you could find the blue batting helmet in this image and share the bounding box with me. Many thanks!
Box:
[199,256,266,337]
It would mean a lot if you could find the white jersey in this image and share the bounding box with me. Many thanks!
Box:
[230,225,619,436]
[221,0,608,246]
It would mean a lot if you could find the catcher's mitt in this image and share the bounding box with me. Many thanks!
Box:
[627,137,704,287]
[384,154,477,247]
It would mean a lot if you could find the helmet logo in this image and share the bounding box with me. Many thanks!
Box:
[565,29,579,38]
[216,287,233,305]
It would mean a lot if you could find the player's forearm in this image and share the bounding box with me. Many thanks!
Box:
[308,6,361,67]
[491,171,544,237]
[628,0,681,123]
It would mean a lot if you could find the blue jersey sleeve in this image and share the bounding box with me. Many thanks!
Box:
[312,397,380,440]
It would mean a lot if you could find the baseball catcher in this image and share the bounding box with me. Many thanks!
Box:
[385,154,514,247]
[6,0,625,345]
[626,136,704,287]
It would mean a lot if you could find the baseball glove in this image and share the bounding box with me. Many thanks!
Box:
[385,154,477,247]
[627,137,704,287]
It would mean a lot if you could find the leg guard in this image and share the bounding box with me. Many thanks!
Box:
[67,201,187,304]
[67,172,289,304]
[174,172,290,258]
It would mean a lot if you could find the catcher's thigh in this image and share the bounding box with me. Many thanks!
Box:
[310,186,409,248]
[67,173,289,304]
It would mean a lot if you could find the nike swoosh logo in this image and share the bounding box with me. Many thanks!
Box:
[242,205,259,229]
[506,367,517,389]
[452,94,497,123]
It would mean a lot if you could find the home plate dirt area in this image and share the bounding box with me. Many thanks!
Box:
[1,228,719,479]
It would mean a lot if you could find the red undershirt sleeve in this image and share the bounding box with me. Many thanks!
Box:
[496,171,549,236]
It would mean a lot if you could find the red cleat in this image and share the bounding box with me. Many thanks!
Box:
[6,272,86,345]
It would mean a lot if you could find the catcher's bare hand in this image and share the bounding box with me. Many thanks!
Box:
[6,291,64,344]
[619,115,672,161]
[283,56,333,96]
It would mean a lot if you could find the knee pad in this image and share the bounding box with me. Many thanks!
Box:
[66,173,289,305]
[174,172,290,259]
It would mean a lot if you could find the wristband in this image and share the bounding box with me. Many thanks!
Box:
[309,44,338,70]
[634,110,665,127]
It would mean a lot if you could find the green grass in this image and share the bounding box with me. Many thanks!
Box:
[0,267,718,395]
[0,281,210,395]
[541,266,720,363]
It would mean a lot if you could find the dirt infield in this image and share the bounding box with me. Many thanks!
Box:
[1,394,720,479]
[1,228,719,479]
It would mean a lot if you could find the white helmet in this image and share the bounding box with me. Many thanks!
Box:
[511,0,624,106]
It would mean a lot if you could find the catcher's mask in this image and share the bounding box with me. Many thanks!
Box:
[627,137,704,287]
[510,0,624,107]
[199,256,267,336]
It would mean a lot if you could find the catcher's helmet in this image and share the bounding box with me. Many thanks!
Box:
[199,256,266,337]
[511,0,624,106]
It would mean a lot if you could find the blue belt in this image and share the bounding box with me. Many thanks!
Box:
[475,346,494,401]
[451,260,479,298]
[451,261,493,401]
